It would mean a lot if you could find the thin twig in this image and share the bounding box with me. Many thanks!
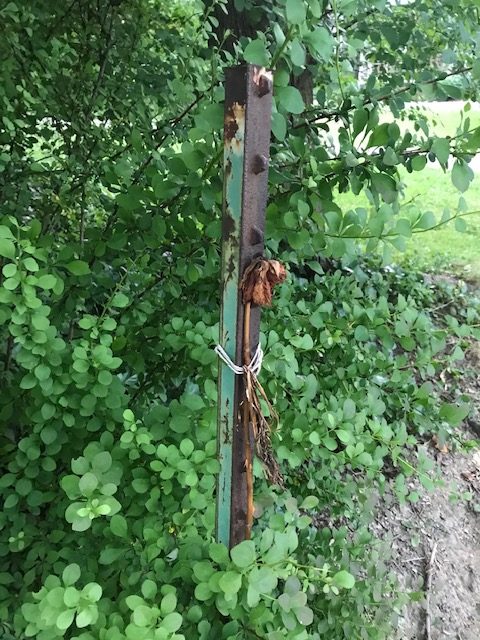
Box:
[4,336,13,372]
[100,91,206,239]
[322,209,480,241]
[425,541,438,640]
[271,25,294,68]
[79,186,86,247]
[86,9,115,117]
[45,0,80,39]
[296,66,473,129]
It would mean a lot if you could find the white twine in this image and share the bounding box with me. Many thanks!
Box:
[214,343,263,377]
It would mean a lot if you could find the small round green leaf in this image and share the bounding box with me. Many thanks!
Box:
[160,591,177,615]
[0,238,15,259]
[66,260,90,276]
[161,612,182,633]
[62,563,81,586]
[219,571,242,595]
[286,0,306,25]
[243,39,269,66]
[63,586,80,608]
[56,608,75,631]
[141,579,157,600]
[79,472,98,496]
[276,86,305,114]
[230,540,256,569]
[332,570,355,589]
[110,514,128,538]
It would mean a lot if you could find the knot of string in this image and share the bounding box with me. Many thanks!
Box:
[214,344,263,377]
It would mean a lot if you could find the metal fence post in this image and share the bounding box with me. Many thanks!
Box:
[216,64,273,548]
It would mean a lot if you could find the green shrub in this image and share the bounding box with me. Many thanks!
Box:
[1,0,480,638]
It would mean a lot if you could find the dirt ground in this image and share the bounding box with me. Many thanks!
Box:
[374,343,480,639]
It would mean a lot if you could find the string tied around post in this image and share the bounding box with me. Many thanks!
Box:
[214,343,263,377]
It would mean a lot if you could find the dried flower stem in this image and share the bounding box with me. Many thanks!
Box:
[240,258,287,539]
[243,301,254,539]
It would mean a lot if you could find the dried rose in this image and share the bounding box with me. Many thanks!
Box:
[240,258,287,306]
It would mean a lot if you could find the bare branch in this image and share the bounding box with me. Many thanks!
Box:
[86,8,116,118]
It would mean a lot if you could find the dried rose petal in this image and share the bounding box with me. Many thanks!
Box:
[240,258,287,306]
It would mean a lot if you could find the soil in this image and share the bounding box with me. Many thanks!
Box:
[374,342,480,639]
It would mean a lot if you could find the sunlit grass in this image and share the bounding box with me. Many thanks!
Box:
[384,101,480,138]
[336,102,480,278]
[337,168,480,278]
[400,168,480,279]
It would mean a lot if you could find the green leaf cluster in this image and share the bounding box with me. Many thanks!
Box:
[1,1,479,639]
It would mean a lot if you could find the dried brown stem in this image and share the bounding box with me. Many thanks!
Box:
[243,301,254,539]
[239,259,285,515]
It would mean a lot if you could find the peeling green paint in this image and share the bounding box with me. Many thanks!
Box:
[216,101,246,548]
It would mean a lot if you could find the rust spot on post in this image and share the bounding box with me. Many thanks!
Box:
[252,154,268,174]
[225,102,246,140]
[225,253,236,282]
[253,68,273,97]
[249,225,264,245]
[223,212,235,240]
[225,118,238,140]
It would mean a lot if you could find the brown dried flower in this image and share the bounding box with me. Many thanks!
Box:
[240,258,287,306]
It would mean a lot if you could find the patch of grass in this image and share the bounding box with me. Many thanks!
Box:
[336,102,480,279]
[422,104,480,138]
[384,102,480,138]
[400,168,480,278]
[337,168,480,278]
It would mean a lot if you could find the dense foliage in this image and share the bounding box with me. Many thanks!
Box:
[1,0,479,638]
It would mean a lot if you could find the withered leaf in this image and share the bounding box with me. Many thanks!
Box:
[240,258,287,306]
[431,434,449,454]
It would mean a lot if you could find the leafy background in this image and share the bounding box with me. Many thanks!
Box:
[1,0,479,638]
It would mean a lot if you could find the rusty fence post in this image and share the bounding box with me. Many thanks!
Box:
[216,64,273,548]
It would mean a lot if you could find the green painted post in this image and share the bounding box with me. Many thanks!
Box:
[216,65,273,548]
